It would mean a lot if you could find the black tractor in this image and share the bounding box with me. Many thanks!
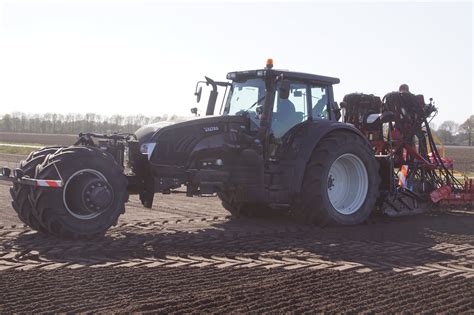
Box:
[2,59,380,238]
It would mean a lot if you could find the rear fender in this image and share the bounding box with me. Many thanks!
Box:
[282,121,370,194]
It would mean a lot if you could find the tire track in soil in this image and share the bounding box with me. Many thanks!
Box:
[1,216,474,278]
[0,266,472,313]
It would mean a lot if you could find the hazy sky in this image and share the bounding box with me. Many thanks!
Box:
[0,1,472,125]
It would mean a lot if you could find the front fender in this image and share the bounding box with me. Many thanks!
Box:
[280,120,370,194]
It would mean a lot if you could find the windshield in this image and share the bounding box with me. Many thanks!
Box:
[224,78,266,116]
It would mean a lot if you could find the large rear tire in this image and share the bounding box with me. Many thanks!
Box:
[9,146,62,231]
[293,131,380,225]
[31,146,128,238]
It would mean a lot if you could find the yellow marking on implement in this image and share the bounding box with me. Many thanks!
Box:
[429,131,445,158]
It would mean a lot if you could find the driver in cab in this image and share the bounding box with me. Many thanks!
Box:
[272,97,303,138]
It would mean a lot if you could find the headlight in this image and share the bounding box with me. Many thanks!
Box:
[140,143,156,160]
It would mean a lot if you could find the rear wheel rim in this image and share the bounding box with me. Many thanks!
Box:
[63,169,114,220]
[327,153,368,215]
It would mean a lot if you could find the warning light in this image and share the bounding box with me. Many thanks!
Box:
[266,58,273,69]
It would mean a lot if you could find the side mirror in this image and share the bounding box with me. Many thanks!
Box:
[256,105,263,115]
[195,86,202,103]
[279,80,290,100]
[191,107,199,116]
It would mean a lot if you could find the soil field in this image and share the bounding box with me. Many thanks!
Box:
[1,153,474,312]
[0,132,76,146]
[444,146,474,175]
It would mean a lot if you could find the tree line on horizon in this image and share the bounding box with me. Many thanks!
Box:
[0,112,179,135]
[0,112,472,146]
[432,115,473,146]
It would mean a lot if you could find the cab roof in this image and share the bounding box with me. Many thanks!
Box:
[227,69,340,85]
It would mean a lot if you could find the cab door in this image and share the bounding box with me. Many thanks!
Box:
[271,82,309,139]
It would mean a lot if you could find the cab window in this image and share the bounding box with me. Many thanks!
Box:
[226,79,266,116]
[311,86,329,119]
[272,82,308,138]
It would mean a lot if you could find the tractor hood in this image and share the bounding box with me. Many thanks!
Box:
[135,120,182,143]
[134,115,249,144]
[136,115,251,168]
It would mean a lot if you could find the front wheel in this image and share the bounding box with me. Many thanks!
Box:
[293,131,380,225]
[31,146,128,238]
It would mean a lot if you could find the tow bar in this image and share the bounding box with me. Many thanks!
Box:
[0,167,63,188]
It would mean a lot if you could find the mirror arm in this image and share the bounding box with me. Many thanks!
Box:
[205,76,218,116]
[195,81,206,94]
[214,81,232,87]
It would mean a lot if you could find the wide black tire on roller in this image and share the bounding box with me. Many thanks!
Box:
[9,146,62,231]
[293,131,380,226]
[31,146,128,238]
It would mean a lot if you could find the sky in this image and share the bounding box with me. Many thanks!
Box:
[0,1,472,125]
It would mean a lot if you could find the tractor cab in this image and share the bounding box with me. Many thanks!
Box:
[195,59,341,147]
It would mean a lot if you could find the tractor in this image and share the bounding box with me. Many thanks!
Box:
[1,59,473,238]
